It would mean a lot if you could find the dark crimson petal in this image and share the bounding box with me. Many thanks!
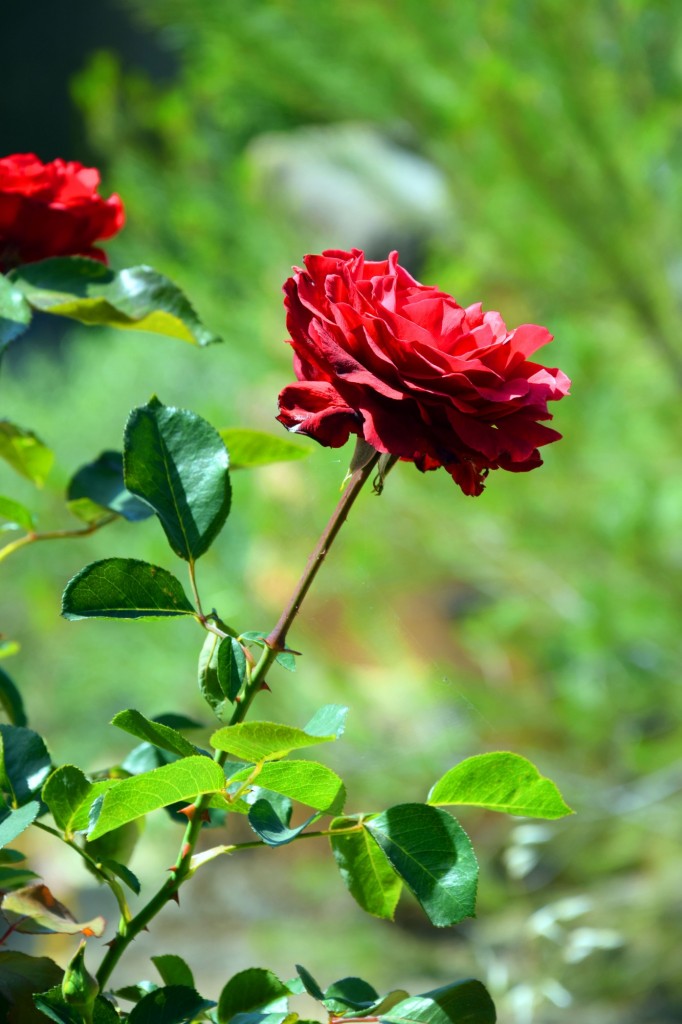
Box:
[277,381,360,448]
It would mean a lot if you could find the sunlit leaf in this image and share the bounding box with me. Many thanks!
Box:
[10,258,220,346]
[0,421,53,487]
[87,756,226,840]
[329,817,402,920]
[0,496,34,532]
[42,765,92,836]
[0,884,105,936]
[219,428,309,469]
[428,752,573,819]
[218,968,290,1024]
[152,955,195,989]
[211,720,338,763]
[0,801,41,848]
[229,760,345,813]
[379,981,496,1024]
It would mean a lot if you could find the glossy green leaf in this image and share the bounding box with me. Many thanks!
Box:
[365,805,478,927]
[0,667,28,727]
[230,760,345,813]
[67,450,154,522]
[218,637,247,702]
[87,756,226,840]
[294,966,325,1002]
[124,397,231,561]
[128,984,214,1023]
[329,818,402,921]
[61,558,196,619]
[10,258,220,346]
[198,633,232,720]
[211,720,338,763]
[68,780,118,833]
[102,858,141,894]
[0,725,52,805]
[248,798,318,847]
[111,709,199,758]
[380,981,496,1024]
[0,884,105,936]
[219,428,309,469]
[238,632,297,672]
[42,765,92,836]
[0,496,34,532]
[0,951,63,1024]
[428,752,573,820]
[152,955,195,989]
[322,977,379,1014]
[0,800,40,848]
[218,968,290,1024]
[0,274,32,353]
[0,420,53,487]
[35,986,126,1023]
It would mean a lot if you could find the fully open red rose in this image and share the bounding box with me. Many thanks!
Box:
[0,153,124,272]
[277,249,570,495]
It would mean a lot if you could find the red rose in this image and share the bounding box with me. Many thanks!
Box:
[0,153,124,272]
[277,249,570,496]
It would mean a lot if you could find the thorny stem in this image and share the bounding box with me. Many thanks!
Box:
[0,516,117,565]
[96,454,379,989]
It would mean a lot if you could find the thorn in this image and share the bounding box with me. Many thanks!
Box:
[180,842,192,860]
[260,681,271,692]
[177,805,196,819]
[169,890,180,905]
[167,865,179,873]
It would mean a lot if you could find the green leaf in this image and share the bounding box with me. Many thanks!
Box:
[34,987,120,1024]
[0,864,39,891]
[230,760,345,814]
[67,780,117,833]
[0,725,52,805]
[0,883,105,936]
[304,705,348,739]
[0,951,63,1024]
[329,818,402,921]
[0,274,32,353]
[10,258,220,346]
[0,420,54,487]
[294,966,325,1003]
[219,429,309,469]
[111,709,199,758]
[61,558,196,619]
[218,968,290,1024]
[427,752,573,820]
[87,756,226,840]
[0,639,20,660]
[127,984,214,1023]
[67,451,154,522]
[198,633,232,720]
[101,858,141,894]
[0,801,41,848]
[123,397,231,561]
[365,805,478,927]
[42,765,92,836]
[247,799,318,847]
[218,637,247,702]
[380,981,496,1024]
[0,667,28,727]
[152,955,195,989]
[238,632,297,672]
[87,818,142,869]
[0,496,35,532]
[211,720,338,763]
[322,978,379,1014]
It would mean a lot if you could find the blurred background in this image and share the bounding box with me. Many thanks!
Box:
[2,2,682,1021]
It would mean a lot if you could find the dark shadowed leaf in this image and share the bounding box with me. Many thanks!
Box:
[34,987,120,1024]
[42,765,92,836]
[0,421,53,486]
[128,984,214,1023]
[61,558,196,619]
[329,817,402,920]
[10,258,220,346]
[198,633,233,721]
[219,428,309,469]
[294,966,325,1002]
[0,667,28,727]
[365,805,478,927]
[124,397,231,561]
[322,977,379,1013]
[379,980,496,1024]
[111,709,199,758]
[218,637,247,702]
[248,798,318,846]
[0,951,62,1024]
[67,450,154,522]
[0,725,52,805]
[218,967,290,1024]
[428,752,573,819]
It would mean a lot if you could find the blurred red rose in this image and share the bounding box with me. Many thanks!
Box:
[277,249,570,496]
[0,153,124,272]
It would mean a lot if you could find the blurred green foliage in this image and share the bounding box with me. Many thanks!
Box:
[2,1,682,1020]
